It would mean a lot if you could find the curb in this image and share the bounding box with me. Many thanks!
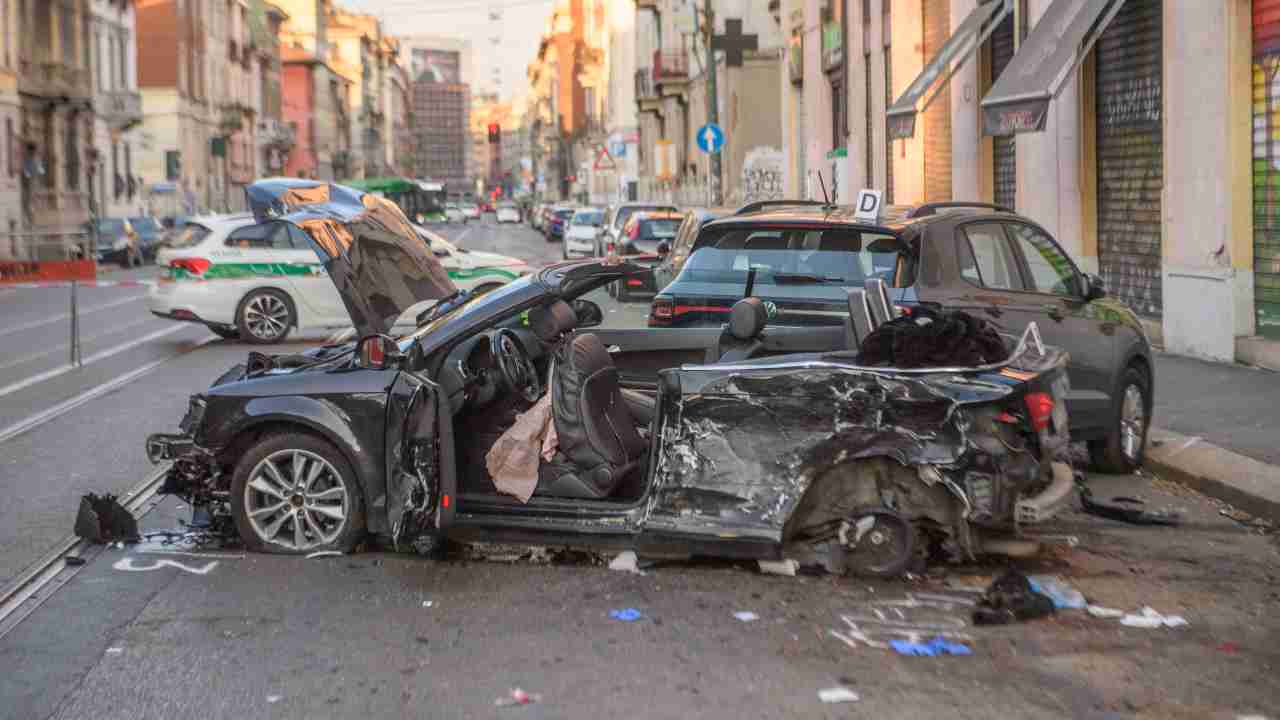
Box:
[1145,427,1280,523]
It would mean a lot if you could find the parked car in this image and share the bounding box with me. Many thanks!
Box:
[93,218,143,267]
[148,210,531,344]
[544,207,574,242]
[649,200,1153,473]
[146,177,1074,579]
[444,203,466,223]
[128,216,165,261]
[563,207,603,259]
[495,202,521,224]
[597,202,678,257]
[530,203,547,230]
[460,202,481,221]
[606,211,683,300]
[650,208,729,292]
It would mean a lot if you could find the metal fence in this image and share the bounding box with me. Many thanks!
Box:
[0,231,93,263]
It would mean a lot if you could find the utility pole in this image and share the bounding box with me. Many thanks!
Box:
[704,0,720,206]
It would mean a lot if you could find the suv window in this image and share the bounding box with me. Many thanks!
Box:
[226,221,296,250]
[958,223,1022,290]
[692,226,909,287]
[1006,223,1081,296]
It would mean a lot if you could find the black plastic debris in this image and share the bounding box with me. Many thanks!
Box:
[856,308,1007,368]
[971,571,1056,625]
[73,493,139,544]
[1079,486,1182,526]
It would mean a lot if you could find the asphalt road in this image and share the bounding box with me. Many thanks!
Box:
[2,216,1278,719]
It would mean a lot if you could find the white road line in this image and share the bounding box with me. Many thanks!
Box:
[0,316,156,373]
[0,293,147,339]
[0,335,215,445]
[0,324,188,399]
[453,227,473,246]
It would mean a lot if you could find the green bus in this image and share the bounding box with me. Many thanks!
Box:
[342,177,448,224]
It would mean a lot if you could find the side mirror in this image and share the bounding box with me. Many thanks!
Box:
[1084,273,1106,301]
[432,246,450,258]
[357,334,403,370]
[656,241,671,258]
[570,299,604,328]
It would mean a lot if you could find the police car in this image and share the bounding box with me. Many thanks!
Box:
[149,213,532,343]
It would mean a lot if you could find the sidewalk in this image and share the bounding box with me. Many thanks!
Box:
[1146,352,1280,521]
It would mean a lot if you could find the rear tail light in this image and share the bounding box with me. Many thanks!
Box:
[1024,392,1055,432]
[606,241,616,255]
[627,224,639,240]
[626,278,643,287]
[170,257,211,276]
[649,298,673,326]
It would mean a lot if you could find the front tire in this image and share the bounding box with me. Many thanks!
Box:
[231,433,365,554]
[236,288,295,344]
[1090,366,1151,474]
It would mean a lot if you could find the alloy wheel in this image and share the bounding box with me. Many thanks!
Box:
[243,449,348,551]
[1120,384,1146,462]
[244,293,290,341]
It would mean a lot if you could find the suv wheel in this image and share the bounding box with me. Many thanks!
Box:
[236,288,295,344]
[231,433,365,554]
[1090,366,1150,474]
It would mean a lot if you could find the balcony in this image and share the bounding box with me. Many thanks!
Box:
[652,49,688,85]
[18,60,91,101]
[634,0,660,9]
[96,90,143,131]
[258,118,296,151]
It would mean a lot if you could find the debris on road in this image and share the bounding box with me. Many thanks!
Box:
[609,608,642,622]
[889,635,973,657]
[495,688,541,707]
[758,559,799,576]
[105,647,123,655]
[1086,605,1125,619]
[608,550,644,574]
[972,571,1055,625]
[422,600,434,608]
[733,611,759,622]
[1119,606,1189,629]
[817,687,860,704]
[266,695,283,704]
[64,555,86,566]
[1027,575,1086,610]
[1080,486,1182,526]
[73,493,139,544]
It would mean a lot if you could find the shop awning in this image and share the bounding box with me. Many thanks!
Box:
[887,0,1013,140]
[980,0,1127,135]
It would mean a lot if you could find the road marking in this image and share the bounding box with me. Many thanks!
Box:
[0,324,187,399]
[112,556,219,575]
[0,316,155,373]
[0,293,146,339]
[0,334,215,444]
[453,227,473,246]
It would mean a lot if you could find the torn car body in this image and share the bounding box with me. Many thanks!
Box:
[146,179,1075,576]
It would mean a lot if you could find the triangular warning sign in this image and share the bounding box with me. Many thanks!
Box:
[593,146,616,171]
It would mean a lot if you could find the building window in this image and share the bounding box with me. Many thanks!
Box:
[118,30,128,89]
[60,2,75,64]
[65,116,79,191]
[4,118,11,178]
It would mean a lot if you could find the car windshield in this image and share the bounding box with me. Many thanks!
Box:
[129,217,161,232]
[572,210,603,226]
[96,219,125,233]
[639,219,679,239]
[555,209,574,218]
[679,227,909,294]
[166,223,212,249]
[397,275,534,350]
[615,205,676,229]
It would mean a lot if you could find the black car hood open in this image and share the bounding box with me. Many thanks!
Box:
[245,178,457,337]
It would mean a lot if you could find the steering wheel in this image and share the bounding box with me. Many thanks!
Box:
[490,329,541,403]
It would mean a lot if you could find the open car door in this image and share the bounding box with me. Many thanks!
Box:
[385,369,456,547]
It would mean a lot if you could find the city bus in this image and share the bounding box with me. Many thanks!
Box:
[342,177,448,224]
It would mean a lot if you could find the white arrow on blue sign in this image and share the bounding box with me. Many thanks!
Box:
[696,123,725,154]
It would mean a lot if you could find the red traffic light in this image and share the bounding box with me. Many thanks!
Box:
[487,123,500,143]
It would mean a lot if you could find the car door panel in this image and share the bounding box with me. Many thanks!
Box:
[385,369,455,544]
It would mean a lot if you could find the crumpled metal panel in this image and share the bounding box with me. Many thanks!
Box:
[646,364,1023,544]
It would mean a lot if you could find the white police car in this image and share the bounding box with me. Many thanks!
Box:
[149,214,532,343]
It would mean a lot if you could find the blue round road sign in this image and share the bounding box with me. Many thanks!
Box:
[696,123,725,154]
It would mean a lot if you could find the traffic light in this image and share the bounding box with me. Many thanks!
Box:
[487,123,500,144]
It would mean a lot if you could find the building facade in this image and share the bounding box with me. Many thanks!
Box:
[249,0,294,179]
[1,0,22,250]
[89,0,143,221]
[277,0,353,180]
[408,44,470,193]
[15,0,97,252]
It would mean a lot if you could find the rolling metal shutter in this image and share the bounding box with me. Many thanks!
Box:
[1095,0,1163,317]
[885,50,894,203]
[990,12,1016,210]
[1253,0,1280,338]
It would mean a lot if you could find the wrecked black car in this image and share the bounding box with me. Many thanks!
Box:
[146,179,1075,577]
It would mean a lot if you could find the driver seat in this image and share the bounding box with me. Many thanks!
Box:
[529,302,648,499]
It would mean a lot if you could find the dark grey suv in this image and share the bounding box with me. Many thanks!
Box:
[648,201,1153,474]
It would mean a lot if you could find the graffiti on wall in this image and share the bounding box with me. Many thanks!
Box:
[1252,55,1280,337]
[740,146,783,205]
